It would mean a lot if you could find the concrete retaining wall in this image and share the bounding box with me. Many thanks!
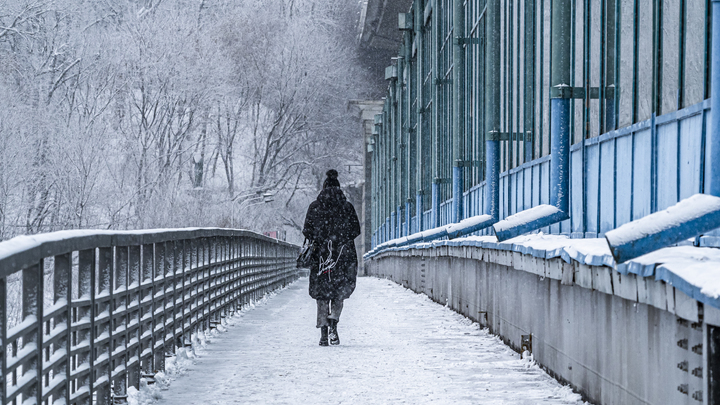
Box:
[365,246,720,405]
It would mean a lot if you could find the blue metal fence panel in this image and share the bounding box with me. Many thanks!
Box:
[679,113,703,200]
[586,144,600,235]
[633,129,653,220]
[615,134,633,228]
[571,147,584,234]
[657,122,679,212]
[600,140,616,234]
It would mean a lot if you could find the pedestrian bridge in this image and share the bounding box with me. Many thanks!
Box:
[0,229,586,405]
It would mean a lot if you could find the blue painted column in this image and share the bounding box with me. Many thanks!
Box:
[415,0,425,234]
[432,182,440,228]
[550,98,570,213]
[549,0,572,214]
[452,0,465,224]
[431,0,441,230]
[397,205,403,237]
[711,0,720,197]
[416,194,424,232]
[405,201,412,235]
[486,0,500,220]
[390,212,396,240]
[486,139,500,219]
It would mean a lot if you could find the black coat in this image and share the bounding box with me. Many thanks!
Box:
[302,186,361,300]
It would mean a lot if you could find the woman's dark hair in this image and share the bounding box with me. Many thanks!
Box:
[323,169,340,189]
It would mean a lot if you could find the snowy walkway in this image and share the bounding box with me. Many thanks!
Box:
[156,277,586,405]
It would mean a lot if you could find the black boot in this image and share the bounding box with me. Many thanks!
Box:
[319,326,329,346]
[328,319,340,345]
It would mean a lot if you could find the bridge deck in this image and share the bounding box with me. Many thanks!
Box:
[155,277,585,404]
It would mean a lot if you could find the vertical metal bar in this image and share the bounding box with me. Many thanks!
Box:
[20,263,42,405]
[97,246,112,404]
[632,0,639,123]
[0,276,6,405]
[78,249,95,405]
[487,0,501,220]
[653,0,661,115]
[710,0,720,196]
[114,246,128,398]
[140,244,153,374]
[432,0,441,228]
[416,0,425,232]
[452,0,466,223]
[614,0,621,129]
[678,0,686,109]
[551,0,572,214]
[154,241,165,372]
[173,240,182,351]
[52,253,72,403]
[127,245,140,390]
[600,0,607,133]
[524,0,535,162]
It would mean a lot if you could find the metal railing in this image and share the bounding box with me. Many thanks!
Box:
[0,228,299,405]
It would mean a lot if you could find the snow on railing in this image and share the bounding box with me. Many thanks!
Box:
[605,194,720,263]
[0,228,299,405]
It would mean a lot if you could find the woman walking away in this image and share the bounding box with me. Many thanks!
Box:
[302,169,361,346]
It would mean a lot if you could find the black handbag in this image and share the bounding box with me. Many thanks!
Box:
[296,238,316,268]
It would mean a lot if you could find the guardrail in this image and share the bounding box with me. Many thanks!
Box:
[0,228,299,405]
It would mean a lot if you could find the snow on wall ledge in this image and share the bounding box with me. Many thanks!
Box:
[366,232,720,314]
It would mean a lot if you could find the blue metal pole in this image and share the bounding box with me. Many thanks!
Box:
[710,0,720,197]
[486,0,501,220]
[432,182,440,228]
[416,194,424,232]
[550,97,570,213]
[405,201,412,236]
[453,167,464,223]
[452,0,465,224]
[486,139,500,219]
[398,205,403,237]
[390,211,396,240]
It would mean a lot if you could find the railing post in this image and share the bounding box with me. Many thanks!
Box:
[140,243,154,375]
[153,242,166,373]
[53,253,72,405]
[128,245,141,390]
[96,246,113,404]
[78,249,95,405]
[113,246,129,400]
[20,262,41,405]
[172,240,181,351]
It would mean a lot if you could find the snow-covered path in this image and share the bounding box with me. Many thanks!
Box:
[156,277,586,405]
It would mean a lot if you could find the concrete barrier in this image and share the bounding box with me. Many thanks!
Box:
[365,245,719,405]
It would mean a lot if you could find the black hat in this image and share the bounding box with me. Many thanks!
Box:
[323,169,340,189]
